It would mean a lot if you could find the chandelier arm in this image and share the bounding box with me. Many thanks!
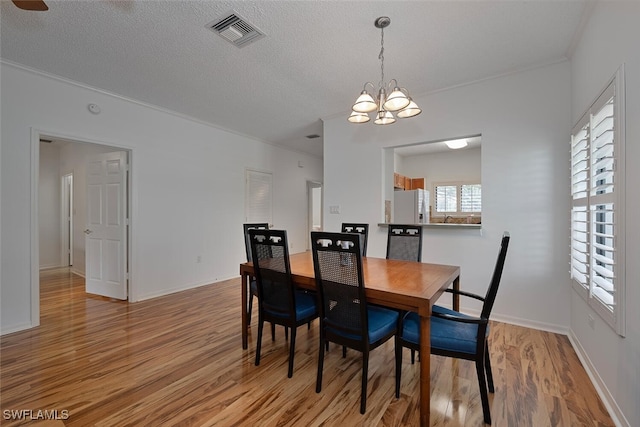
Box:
[362,82,376,92]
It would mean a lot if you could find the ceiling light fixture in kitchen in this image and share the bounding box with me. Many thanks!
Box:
[348,17,421,125]
[445,139,468,149]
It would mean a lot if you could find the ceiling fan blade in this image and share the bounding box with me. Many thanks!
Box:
[12,0,49,11]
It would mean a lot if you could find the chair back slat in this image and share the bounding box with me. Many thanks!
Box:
[386,224,423,262]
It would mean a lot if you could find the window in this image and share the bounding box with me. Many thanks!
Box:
[434,182,482,216]
[570,67,625,336]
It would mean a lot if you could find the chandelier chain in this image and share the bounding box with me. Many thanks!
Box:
[379,27,385,89]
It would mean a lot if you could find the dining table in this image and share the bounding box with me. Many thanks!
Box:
[239,251,460,427]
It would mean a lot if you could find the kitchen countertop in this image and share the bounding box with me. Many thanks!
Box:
[378,223,482,229]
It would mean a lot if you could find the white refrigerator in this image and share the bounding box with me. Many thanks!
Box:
[394,189,430,224]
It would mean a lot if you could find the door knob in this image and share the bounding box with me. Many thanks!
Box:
[84,229,92,234]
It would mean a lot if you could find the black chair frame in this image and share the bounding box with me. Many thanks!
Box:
[249,229,318,378]
[396,232,510,425]
[311,231,399,414]
[244,223,288,340]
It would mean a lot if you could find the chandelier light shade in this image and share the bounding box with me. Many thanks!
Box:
[349,110,371,123]
[348,17,421,125]
[374,110,396,125]
[396,99,421,118]
[352,91,377,113]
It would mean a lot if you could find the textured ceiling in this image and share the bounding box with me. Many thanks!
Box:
[1,0,589,158]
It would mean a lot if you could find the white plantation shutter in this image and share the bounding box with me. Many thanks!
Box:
[570,205,588,288]
[591,202,615,307]
[461,184,482,212]
[435,185,457,213]
[570,68,625,336]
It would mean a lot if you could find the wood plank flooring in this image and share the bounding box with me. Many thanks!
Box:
[0,268,614,426]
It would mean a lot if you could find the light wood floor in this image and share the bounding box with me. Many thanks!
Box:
[1,268,614,426]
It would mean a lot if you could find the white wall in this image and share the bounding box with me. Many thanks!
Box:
[0,62,322,333]
[38,142,61,269]
[324,60,572,331]
[569,2,640,426]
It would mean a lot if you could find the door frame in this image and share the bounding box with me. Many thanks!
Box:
[60,173,73,267]
[30,128,135,327]
[306,180,323,250]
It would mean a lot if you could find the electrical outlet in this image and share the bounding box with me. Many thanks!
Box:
[329,205,341,214]
[196,255,202,263]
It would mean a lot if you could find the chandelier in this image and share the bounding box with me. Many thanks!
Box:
[348,17,421,125]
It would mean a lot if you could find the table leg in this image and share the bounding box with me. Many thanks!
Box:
[452,275,460,312]
[241,273,248,349]
[419,313,431,427]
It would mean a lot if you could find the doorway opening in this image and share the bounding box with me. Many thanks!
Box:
[307,180,323,250]
[34,131,133,326]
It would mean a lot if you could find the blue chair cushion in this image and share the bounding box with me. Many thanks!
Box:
[403,308,489,355]
[265,290,317,321]
[327,305,399,343]
[367,306,399,342]
[250,279,258,295]
[293,291,318,320]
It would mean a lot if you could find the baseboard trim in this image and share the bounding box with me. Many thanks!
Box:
[567,331,628,427]
[70,268,85,278]
[39,264,64,271]
[134,274,238,302]
[1,321,36,336]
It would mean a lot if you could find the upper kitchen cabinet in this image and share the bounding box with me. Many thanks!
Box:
[394,173,424,190]
[411,178,425,189]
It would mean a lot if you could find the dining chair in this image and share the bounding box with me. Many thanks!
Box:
[341,223,369,256]
[395,232,510,425]
[249,229,319,378]
[386,224,423,262]
[311,231,400,414]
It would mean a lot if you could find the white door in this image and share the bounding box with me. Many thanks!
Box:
[85,151,128,299]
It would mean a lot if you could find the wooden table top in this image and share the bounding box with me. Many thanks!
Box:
[240,251,460,317]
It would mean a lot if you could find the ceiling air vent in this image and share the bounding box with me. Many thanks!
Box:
[207,12,265,48]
